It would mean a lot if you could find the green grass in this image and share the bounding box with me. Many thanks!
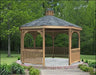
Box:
[80,55,95,62]
[1,53,20,65]
[1,52,95,65]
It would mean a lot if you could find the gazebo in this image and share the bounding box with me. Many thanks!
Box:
[20,9,82,66]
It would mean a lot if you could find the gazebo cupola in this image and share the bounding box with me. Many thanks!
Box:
[20,8,82,66]
[46,8,54,16]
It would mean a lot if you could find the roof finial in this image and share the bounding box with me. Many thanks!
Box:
[46,8,54,16]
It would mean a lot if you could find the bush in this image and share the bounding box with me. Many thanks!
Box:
[88,67,94,75]
[85,60,88,63]
[0,64,11,75]
[78,64,94,75]
[29,68,40,75]
[18,56,20,60]
[23,66,29,69]
[78,64,83,68]
[80,66,89,72]
[82,59,84,62]
[93,72,96,75]
[11,63,25,74]
[28,66,33,70]
[88,62,96,68]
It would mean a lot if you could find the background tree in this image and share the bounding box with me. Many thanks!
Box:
[0,0,95,55]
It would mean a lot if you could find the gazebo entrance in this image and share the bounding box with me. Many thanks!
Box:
[20,9,82,66]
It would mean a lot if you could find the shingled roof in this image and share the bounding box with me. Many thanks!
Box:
[21,15,81,28]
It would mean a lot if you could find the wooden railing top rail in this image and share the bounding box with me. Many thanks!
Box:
[71,48,80,51]
[22,49,43,52]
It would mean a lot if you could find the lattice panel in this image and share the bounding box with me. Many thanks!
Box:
[45,47,68,57]
[71,48,80,63]
[22,49,43,64]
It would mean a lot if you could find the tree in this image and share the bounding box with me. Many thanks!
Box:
[0,0,44,56]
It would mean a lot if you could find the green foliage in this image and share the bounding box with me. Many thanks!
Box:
[11,63,25,74]
[0,0,95,55]
[23,66,29,69]
[93,72,96,75]
[78,64,94,75]
[81,59,84,62]
[78,64,83,68]
[85,60,88,63]
[29,68,40,75]
[0,63,25,75]
[28,66,33,70]
[88,62,96,68]
[80,66,89,72]
[0,64,11,75]
[17,56,20,60]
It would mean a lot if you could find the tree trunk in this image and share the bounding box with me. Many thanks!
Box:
[8,22,11,57]
[8,34,11,57]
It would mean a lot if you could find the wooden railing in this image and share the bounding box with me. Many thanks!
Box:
[22,49,43,64]
[71,48,80,63]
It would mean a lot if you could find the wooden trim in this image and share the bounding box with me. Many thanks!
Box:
[71,60,80,64]
[43,28,45,66]
[43,26,82,30]
[20,26,82,30]
[22,49,43,52]
[71,48,80,51]
[20,26,43,30]
[45,30,68,32]
[69,29,72,65]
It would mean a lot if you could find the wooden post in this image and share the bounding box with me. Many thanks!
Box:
[78,32,80,61]
[52,32,54,58]
[33,35,36,48]
[69,29,72,65]
[21,30,24,64]
[43,28,45,66]
[78,32,80,48]
[31,32,37,49]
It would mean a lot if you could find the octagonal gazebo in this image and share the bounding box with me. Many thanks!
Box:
[20,9,82,66]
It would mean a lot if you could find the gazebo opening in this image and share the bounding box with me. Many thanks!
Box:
[20,8,82,67]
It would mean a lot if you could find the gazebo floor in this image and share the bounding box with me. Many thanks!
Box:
[16,58,83,67]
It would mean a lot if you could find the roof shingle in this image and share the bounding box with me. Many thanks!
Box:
[21,15,81,28]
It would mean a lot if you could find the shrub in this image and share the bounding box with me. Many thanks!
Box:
[88,62,96,68]
[0,64,11,75]
[88,67,94,75]
[80,66,89,72]
[29,68,40,75]
[85,60,88,63]
[23,66,29,69]
[11,63,25,74]
[78,64,83,68]
[78,64,94,75]
[18,56,20,60]
[28,66,33,70]
[93,72,96,75]
[82,59,84,62]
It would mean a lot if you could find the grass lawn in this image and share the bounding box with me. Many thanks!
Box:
[80,55,95,62]
[1,53,20,65]
[0,53,95,65]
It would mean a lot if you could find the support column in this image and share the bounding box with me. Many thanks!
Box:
[52,32,54,58]
[33,35,36,48]
[78,32,80,48]
[43,28,45,66]
[21,30,24,64]
[69,29,72,65]
[31,32,37,49]
[78,32,80,61]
